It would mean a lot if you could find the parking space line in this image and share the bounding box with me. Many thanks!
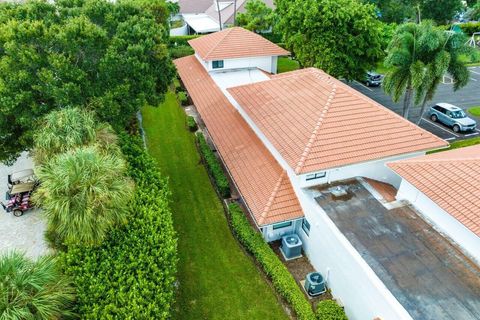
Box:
[470,70,480,75]
[464,132,479,137]
[420,118,460,137]
[471,77,478,82]
[353,80,373,92]
[445,137,456,141]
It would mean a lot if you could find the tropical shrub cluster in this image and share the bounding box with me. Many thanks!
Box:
[196,133,231,198]
[317,300,348,320]
[33,108,133,247]
[227,203,317,320]
[0,0,175,164]
[169,45,195,59]
[61,134,177,319]
[0,251,76,319]
[459,22,480,35]
[178,91,188,106]
[169,35,200,47]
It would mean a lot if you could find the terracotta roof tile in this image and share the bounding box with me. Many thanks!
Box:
[228,68,448,174]
[174,55,303,226]
[388,145,480,237]
[188,27,289,61]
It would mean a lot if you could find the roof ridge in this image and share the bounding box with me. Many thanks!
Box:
[295,84,338,174]
[204,27,235,60]
[258,171,287,225]
[391,157,480,166]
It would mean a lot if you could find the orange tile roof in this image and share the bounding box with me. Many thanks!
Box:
[388,145,480,237]
[188,27,289,61]
[228,68,448,174]
[174,55,303,226]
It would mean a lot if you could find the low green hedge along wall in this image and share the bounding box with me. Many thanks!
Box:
[196,133,231,198]
[317,300,348,320]
[61,134,177,319]
[227,203,317,320]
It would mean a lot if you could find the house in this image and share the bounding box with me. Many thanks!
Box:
[170,0,274,35]
[388,145,480,264]
[174,27,480,320]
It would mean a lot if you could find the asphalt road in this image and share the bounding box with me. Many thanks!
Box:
[346,66,480,142]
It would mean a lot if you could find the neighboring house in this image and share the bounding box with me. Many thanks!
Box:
[175,27,480,320]
[171,0,274,35]
[388,145,480,264]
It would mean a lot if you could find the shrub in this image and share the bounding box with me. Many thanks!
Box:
[316,300,348,320]
[169,35,200,47]
[169,45,195,59]
[227,203,316,320]
[0,251,76,320]
[459,22,480,35]
[196,133,231,198]
[178,91,188,105]
[187,116,198,132]
[61,134,177,319]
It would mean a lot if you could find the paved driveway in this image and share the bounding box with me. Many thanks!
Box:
[347,66,480,142]
[0,153,49,259]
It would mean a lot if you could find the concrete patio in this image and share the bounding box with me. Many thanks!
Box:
[0,153,49,259]
[312,179,480,320]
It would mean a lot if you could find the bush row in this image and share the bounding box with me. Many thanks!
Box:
[169,35,200,47]
[169,45,195,59]
[187,116,198,132]
[459,22,480,35]
[61,134,177,319]
[196,133,231,198]
[317,300,348,320]
[227,203,317,320]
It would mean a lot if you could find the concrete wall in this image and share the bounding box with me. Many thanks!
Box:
[296,152,426,189]
[170,22,188,36]
[298,190,413,320]
[396,179,480,264]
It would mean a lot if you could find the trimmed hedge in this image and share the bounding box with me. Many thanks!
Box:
[227,203,317,320]
[459,22,480,35]
[317,300,348,320]
[169,45,195,59]
[187,116,197,132]
[196,133,231,198]
[169,35,200,47]
[61,134,177,319]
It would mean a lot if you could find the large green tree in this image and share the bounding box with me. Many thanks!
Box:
[383,21,470,120]
[0,0,175,164]
[276,0,384,80]
[237,0,275,33]
[0,251,75,319]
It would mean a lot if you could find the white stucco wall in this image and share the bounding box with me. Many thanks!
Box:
[396,179,480,264]
[170,23,188,36]
[298,190,413,320]
[206,55,277,73]
[262,219,302,242]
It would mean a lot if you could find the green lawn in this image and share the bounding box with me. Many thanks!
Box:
[468,106,480,117]
[428,136,480,154]
[141,92,288,320]
[277,57,300,73]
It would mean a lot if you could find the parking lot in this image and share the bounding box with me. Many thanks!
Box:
[347,66,480,142]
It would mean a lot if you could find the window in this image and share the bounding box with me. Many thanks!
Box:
[302,219,311,236]
[434,105,446,114]
[212,60,224,69]
[306,172,326,181]
[273,221,292,230]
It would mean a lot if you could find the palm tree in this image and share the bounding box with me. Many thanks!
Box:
[383,21,470,121]
[0,251,75,319]
[33,108,97,165]
[34,108,120,165]
[233,0,237,26]
[34,145,134,247]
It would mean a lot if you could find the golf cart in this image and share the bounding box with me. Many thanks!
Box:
[2,169,38,217]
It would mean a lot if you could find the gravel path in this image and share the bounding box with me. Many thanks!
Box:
[0,153,50,259]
